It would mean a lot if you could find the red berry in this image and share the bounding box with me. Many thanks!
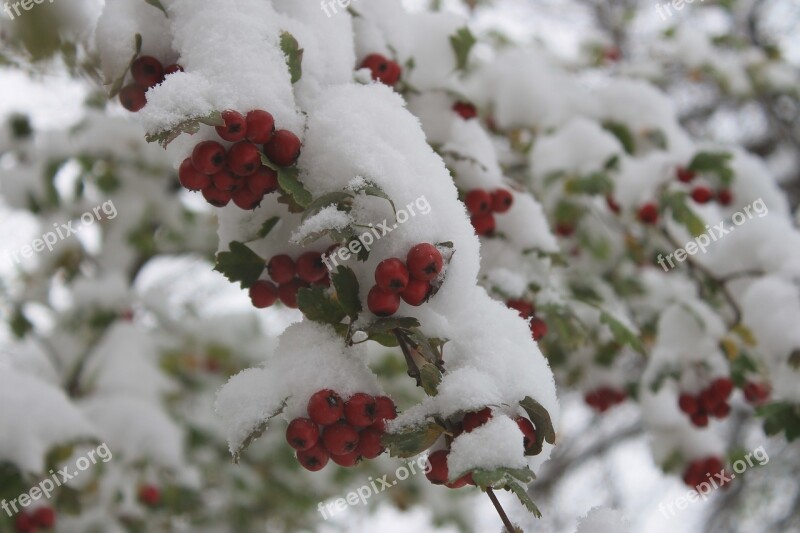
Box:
[249,280,278,308]
[516,417,538,454]
[704,457,724,476]
[131,56,164,87]
[452,101,477,120]
[717,189,733,206]
[246,166,279,195]
[445,473,471,489]
[462,407,492,433]
[201,186,232,207]
[555,223,575,237]
[356,427,384,459]
[471,213,496,236]
[368,286,400,316]
[321,422,360,455]
[637,203,659,225]
[264,129,302,167]
[286,418,320,451]
[465,189,492,215]
[32,507,55,528]
[691,186,713,204]
[119,84,147,112]
[211,169,239,191]
[606,195,621,214]
[375,258,409,293]
[425,450,449,485]
[530,317,548,341]
[215,109,247,142]
[744,382,770,405]
[14,513,35,533]
[192,141,226,174]
[406,243,443,281]
[226,141,261,176]
[360,54,402,86]
[297,442,329,471]
[330,449,360,467]
[178,158,211,191]
[268,255,296,284]
[138,485,160,506]
[506,299,534,318]
[296,252,327,283]
[232,185,263,210]
[246,110,275,144]
[677,166,696,183]
[373,396,397,429]
[712,402,730,418]
[678,393,698,415]
[400,279,431,306]
[699,388,721,412]
[691,412,709,427]
[307,389,344,426]
[164,64,183,75]
[491,189,514,213]
[277,279,306,308]
[712,378,734,399]
[344,393,378,427]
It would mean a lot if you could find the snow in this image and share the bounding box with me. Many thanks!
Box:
[575,506,629,533]
[290,205,353,245]
[447,415,527,478]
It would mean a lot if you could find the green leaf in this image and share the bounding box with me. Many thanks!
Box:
[145,111,224,148]
[232,399,287,462]
[602,121,635,155]
[213,242,265,289]
[688,151,734,184]
[364,317,421,334]
[297,285,347,325]
[331,266,361,319]
[758,402,800,442]
[144,0,167,16]
[419,363,442,396]
[470,465,535,488]
[382,421,444,458]
[663,192,706,238]
[644,129,668,150]
[10,307,32,339]
[257,216,280,238]
[362,183,396,215]
[276,166,312,208]
[600,310,645,355]
[449,27,476,71]
[519,396,556,452]
[507,481,542,519]
[301,192,354,223]
[565,172,613,195]
[280,31,304,84]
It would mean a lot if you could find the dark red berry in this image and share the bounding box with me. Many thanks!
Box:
[712,402,730,418]
[530,317,548,341]
[264,129,302,167]
[307,389,344,426]
[471,213,496,236]
[249,280,278,308]
[606,194,621,214]
[368,286,400,316]
[119,84,147,112]
[375,258,409,293]
[246,109,275,144]
[452,101,477,120]
[555,223,575,237]
[691,186,713,204]
[516,417,538,454]
[400,279,431,306]
[506,299,534,318]
[330,449,360,467]
[691,412,709,427]
[360,54,402,86]
[179,158,211,191]
[232,185,263,210]
[717,189,733,206]
[699,388,721,412]
[445,473,471,489]
[14,513,35,533]
[712,378,734,399]
[211,169,239,191]
[406,243,443,281]
[344,393,377,427]
[491,189,514,213]
[637,203,659,225]
[322,422,359,455]
[425,450,449,485]
[138,485,160,506]
[215,109,247,142]
[296,252,327,283]
[462,407,492,433]
[678,393,698,415]
[32,507,55,528]
[286,418,320,451]
[371,395,397,431]
[226,141,261,176]
[465,189,492,215]
[277,279,306,308]
[297,442,329,471]
[677,166,696,183]
[201,186,232,207]
[164,64,183,75]
[192,141,226,174]
[131,56,164,88]
[267,255,296,284]
[246,166,279,195]
[356,427,384,459]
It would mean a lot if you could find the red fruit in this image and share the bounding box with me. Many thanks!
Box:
[322,422,360,455]
[360,54,402,86]
[277,279,306,308]
[330,449,360,467]
[32,507,56,528]
[677,166,696,183]
[699,388,721,412]
[606,195,621,214]
[491,189,514,213]
[530,317,548,341]
[249,280,278,308]
[462,407,492,433]
[717,189,733,206]
[555,223,575,237]
[215,109,247,142]
[192,141,226,174]
[232,185,263,210]
[286,418,320,451]
[445,473,470,489]
[683,461,705,487]
[264,129,302,167]
[637,203,659,225]
[245,110,275,144]
[164,64,183,75]
[406,243,443,281]
[691,186,713,204]
[14,513,35,533]
[296,252,327,283]
[138,485,160,506]
[211,169,239,191]
[712,402,730,418]
[471,213,496,236]
[131,56,164,87]
[307,389,344,426]
[356,427,384,459]
[178,158,211,191]
[691,412,709,427]
[401,279,431,306]
[375,258,410,293]
[452,101,478,120]
[119,84,147,112]
[678,393,698,415]
[712,378,734,399]
[268,255,296,284]
[516,417,538,454]
[604,46,621,62]
[226,141,261,176]
[246,166,279,195]
[344,393,378,427]
[465,189,492,215]
[368,286,401,316]
[201,186,232,207]
[371,396,397,431]
[297,442,329,471]
[704,457,724,476]
[425,450,449,485]
[506,299,534,318]
[744,382,770,405]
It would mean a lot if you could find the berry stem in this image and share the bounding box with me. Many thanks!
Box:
[393,329,423,387]
[486,488,518,533]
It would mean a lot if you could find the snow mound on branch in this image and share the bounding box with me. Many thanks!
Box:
[575,507,629,533]
[447,415,526,478]
[290,206,353,245]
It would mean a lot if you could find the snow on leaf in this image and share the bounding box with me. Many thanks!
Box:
[213,242,265,289]
[382,421,444,458]
[145,111,224,148]
[688,151,734,184]
[663,191,706,238]
[144,0,167,16]
[602,121,635,155]
[449,27,476,71]
[600,310,645,355]
[232,399,287,463]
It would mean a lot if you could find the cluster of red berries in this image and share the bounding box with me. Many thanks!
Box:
[138,484,161,507]
[464,188,514,236]
[289,390,397,471]
[743,381,770,405]
[426,408,540,488]
[506,299,548,341]
[12,507,55,533]
[119,56,183,112]
[676,167,733,206]
[249,252,330,309]
[360,54,402,86]
[678,377,733,427]
[637,201,660,225]
[178,109,302,210]
[367,243,444,317]
[584,387,627,413]
[682,456,727,489]
[452,101,478,120]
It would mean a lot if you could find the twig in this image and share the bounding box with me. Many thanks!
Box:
[393,329,422,387]
[487,488,518,533]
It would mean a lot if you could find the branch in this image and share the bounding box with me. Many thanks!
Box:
[487,488,519,533]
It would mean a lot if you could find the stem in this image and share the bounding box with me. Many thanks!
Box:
[393,329,422,387]
[486,488,518,533]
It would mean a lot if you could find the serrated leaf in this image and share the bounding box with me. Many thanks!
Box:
[404,329,444,367]
[280,31,304,84]
[297,285,347,324]
[144,0,167,16]
[145,111,224,148]
[232,399,286,462]
[603,121,635,155]
[213,242,265,289]
[257,217,280,238]
[600,310,644,355]
[663,192,706,237]
[276,166,312,208]
[758,402,800,442]
[470,466,535,488]
[382,422,444,458]
[331,266,361,319]
[419,363,442,396]
[449,27,476,71]
[519,396,556,447]
[301,192,354,223]
[507,482,542,519]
